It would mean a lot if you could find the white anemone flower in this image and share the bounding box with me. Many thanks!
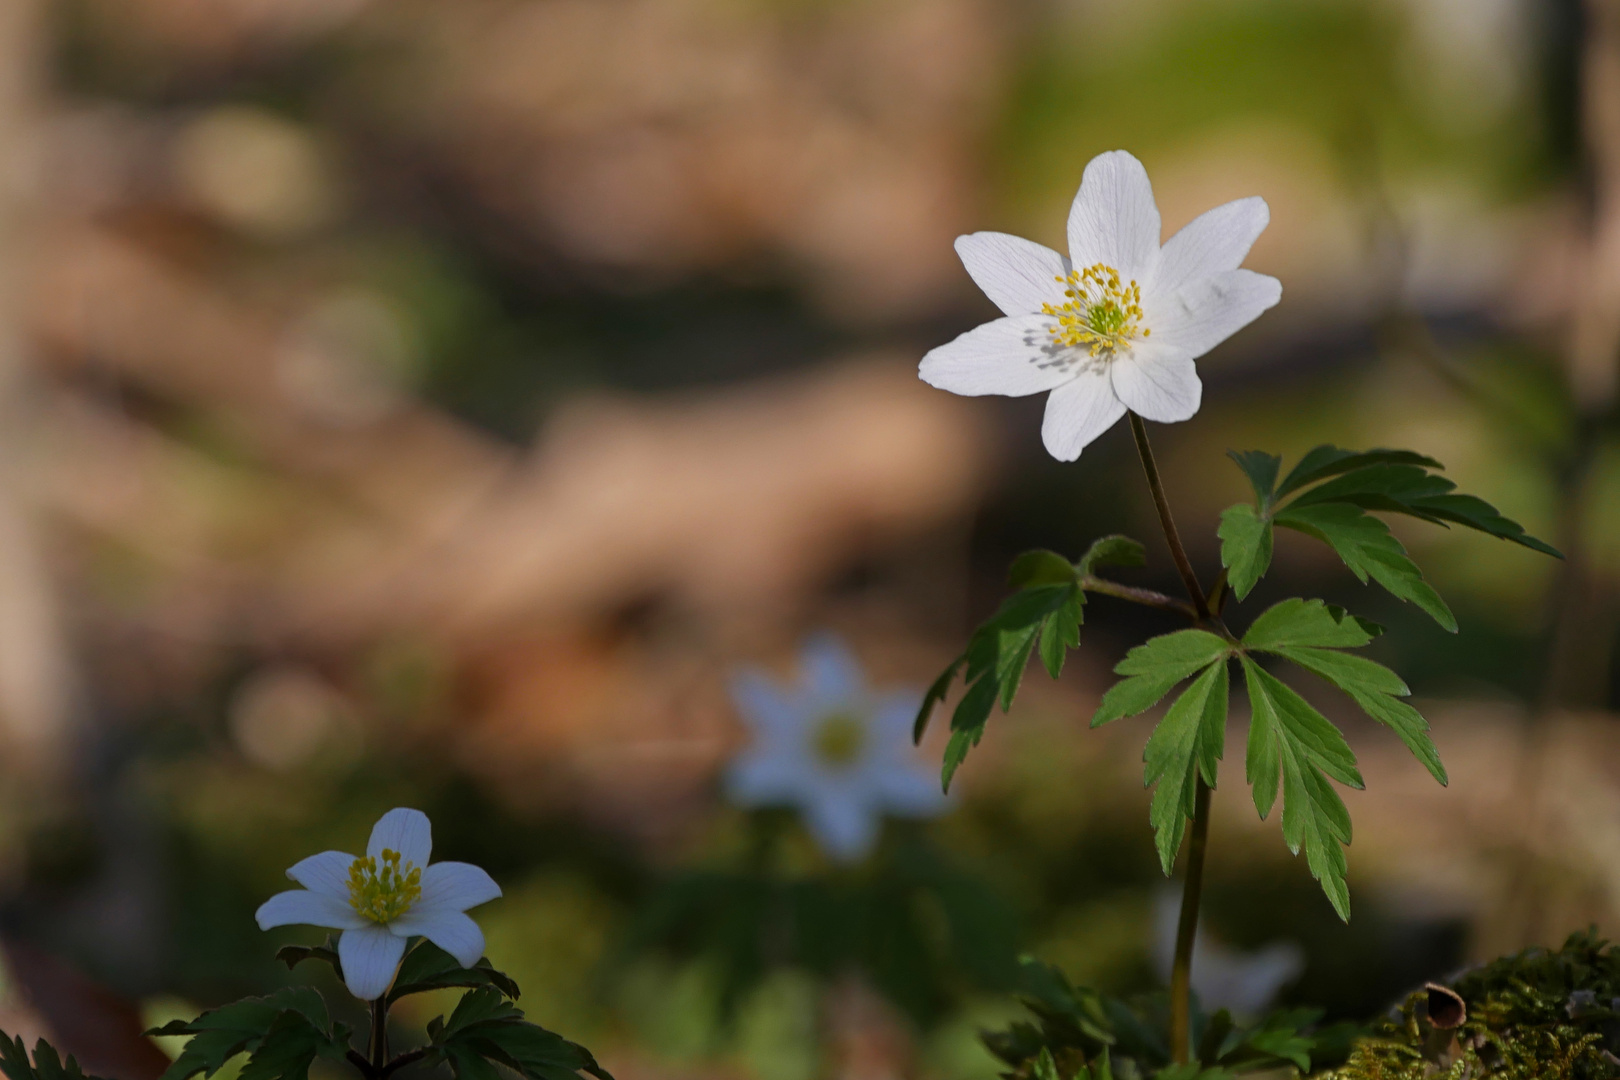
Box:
[726,636,948,861]
[255,807,502,1001]
[920,149,1281,461]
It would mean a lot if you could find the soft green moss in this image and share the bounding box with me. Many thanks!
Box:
[1322,931,1620,1080]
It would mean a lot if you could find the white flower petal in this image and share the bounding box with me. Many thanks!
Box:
[803,790,879,862]
[1040,366,1126,461]
[730,669,802,742]
[954,232,1069,317]
[800,634,864,705]
[255,888,368,932]
[367,808,432,868]
[1155,197,1269,297]
[1067,150,1161,281]
[417,862,502,912]
[388,907,486,968]
[1148,269,1281,359]
[1111,340,1202,423]
[870,766,949,818]
[286,850,357,902]
[726,750,811,807]
[338,924,407,1000]
[919,314,1083,397]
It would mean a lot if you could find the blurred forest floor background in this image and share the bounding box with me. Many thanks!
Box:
[0,0,1617,1077]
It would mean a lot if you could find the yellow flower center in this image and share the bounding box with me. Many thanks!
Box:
[1040,264,1150,354]
[347,848,422,924]
[812,711,866,768]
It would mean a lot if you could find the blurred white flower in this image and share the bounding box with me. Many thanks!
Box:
[726,636,948,861]
[1152,890,1304,1017]
[920,149,1281,461]
[255,808,502,1001]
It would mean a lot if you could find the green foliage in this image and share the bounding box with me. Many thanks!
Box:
[617,829,1019,1027]
[915,535,1146,791]
[1091,598,1445,917]
[1323,930,1620,1080]
[148,986,351,1080]
[389,941,523,1003]
[422,987,612,1080]
[1218,446,1558,628]
[0,1035,105,1080]
[157,941,610,1080]
[983,958,1334,1079]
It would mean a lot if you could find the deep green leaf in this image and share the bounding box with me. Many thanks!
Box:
[435,987,614,1080]
[1274,446,1442,500]
[940,673,998,791]
[1092,630,1231,727]
[1144,661,1229,874]
[391,941,522,1003]
[1226,450,1281,506]
[913,654,964,744]
[0,1037,103,1080]
[154,988,339,1080]
[237,1012,348,1080]
[1275,504,1457,631]
[1008,550,1078,588]
[1076,534,1147,576]
[275,943,340,977]
[1216,504,1272,600]
[996,622,1044,712]
[1401,492,1561,556]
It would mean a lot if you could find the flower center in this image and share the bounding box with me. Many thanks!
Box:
[811,711,866,768]
[347,849,422,924]
[1041,264,1150,354]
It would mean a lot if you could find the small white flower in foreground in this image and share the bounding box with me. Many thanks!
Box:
[255,807,502,1001]
[726,636,948,861]
[920,149,1281,461]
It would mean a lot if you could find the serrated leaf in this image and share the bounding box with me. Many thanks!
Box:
[1401,492,1561,556]
[391,941,522,1003]
[1275,504,1457,631]
[1038,585,1084,679]
[0,1036,104,1080]
[155,988,342,1080]
[1273,647,1447,785]
[1240,598,1376,651]
[1076,534,1147,576]
[913,654,964,743]
[1227,450,1281,506]
[434,986,614,1080]
[237,1011,349,1080]
[1144,661,1229,874]
[1274,446,1443,500]
[1240,659,1357,920]
[275,942,340,976]
[1092,630,1231,727]
[940,674,997,791]
[1009,550,1079,588]
[1217,504,1272,600]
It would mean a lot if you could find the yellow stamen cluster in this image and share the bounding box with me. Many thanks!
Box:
[812,712,867,768]
[347,849,422,924]
[1040,263,1149,353]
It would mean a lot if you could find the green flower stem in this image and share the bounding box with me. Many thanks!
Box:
[1079,575,1199,619]
[1169,777,1212,1064]
[370,996,389,1069]
[1126,410,1213,1065]
[1128,413,1209,620]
